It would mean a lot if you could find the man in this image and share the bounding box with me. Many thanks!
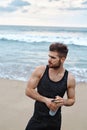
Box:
[25,42,76,130]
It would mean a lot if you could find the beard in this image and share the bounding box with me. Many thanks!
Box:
[48,60,61,69]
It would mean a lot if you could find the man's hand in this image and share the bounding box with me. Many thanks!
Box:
[44,97,63,111]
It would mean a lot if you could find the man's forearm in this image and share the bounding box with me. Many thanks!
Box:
[25,88,46,103]
[63,98,75,106]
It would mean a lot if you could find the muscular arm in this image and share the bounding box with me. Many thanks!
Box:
[55,72,76,108]
[25,66,47,103]
[63,72,76,106]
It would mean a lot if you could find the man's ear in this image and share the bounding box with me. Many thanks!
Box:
[61,57,66,63]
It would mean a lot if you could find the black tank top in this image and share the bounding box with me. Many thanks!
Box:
[33,65,68,118]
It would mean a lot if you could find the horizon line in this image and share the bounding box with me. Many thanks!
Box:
[0,24,87,28]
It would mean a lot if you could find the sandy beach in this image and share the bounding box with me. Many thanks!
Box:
[0,78,87,130]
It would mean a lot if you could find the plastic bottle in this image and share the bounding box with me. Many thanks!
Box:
[49,99,59,116]
[49,108,58,116]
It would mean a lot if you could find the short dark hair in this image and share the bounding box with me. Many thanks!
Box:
[49,42,68,58]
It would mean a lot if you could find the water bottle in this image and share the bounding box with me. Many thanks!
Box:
[49,109,58,116]
[49,99,59,116]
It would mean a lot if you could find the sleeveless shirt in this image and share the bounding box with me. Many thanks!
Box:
[33,65,68,119]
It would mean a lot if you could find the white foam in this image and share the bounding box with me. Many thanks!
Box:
[0,30,87,46]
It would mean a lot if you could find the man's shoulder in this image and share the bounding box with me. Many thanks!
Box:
[68,72,75,81]
[67,72,76,87]
[34,65,46,78]
[35,65,46,72]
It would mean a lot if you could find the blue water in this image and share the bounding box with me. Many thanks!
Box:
[0,25,87,82]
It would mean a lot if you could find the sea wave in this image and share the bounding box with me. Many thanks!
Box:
[0,34,87,46]
[69,68,87,83]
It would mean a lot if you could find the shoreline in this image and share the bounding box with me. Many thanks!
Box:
[0,78,87,130]
[1,77,87,84]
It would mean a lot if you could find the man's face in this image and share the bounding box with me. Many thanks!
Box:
[48,51,62,69]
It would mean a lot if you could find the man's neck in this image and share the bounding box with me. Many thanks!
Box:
[50,66,65,74]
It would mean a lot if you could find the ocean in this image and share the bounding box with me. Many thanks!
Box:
[0,25,87,83]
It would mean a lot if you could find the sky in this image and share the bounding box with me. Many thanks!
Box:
[0,0,87,27]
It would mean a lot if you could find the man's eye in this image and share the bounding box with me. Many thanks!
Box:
[51,56,56,59]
